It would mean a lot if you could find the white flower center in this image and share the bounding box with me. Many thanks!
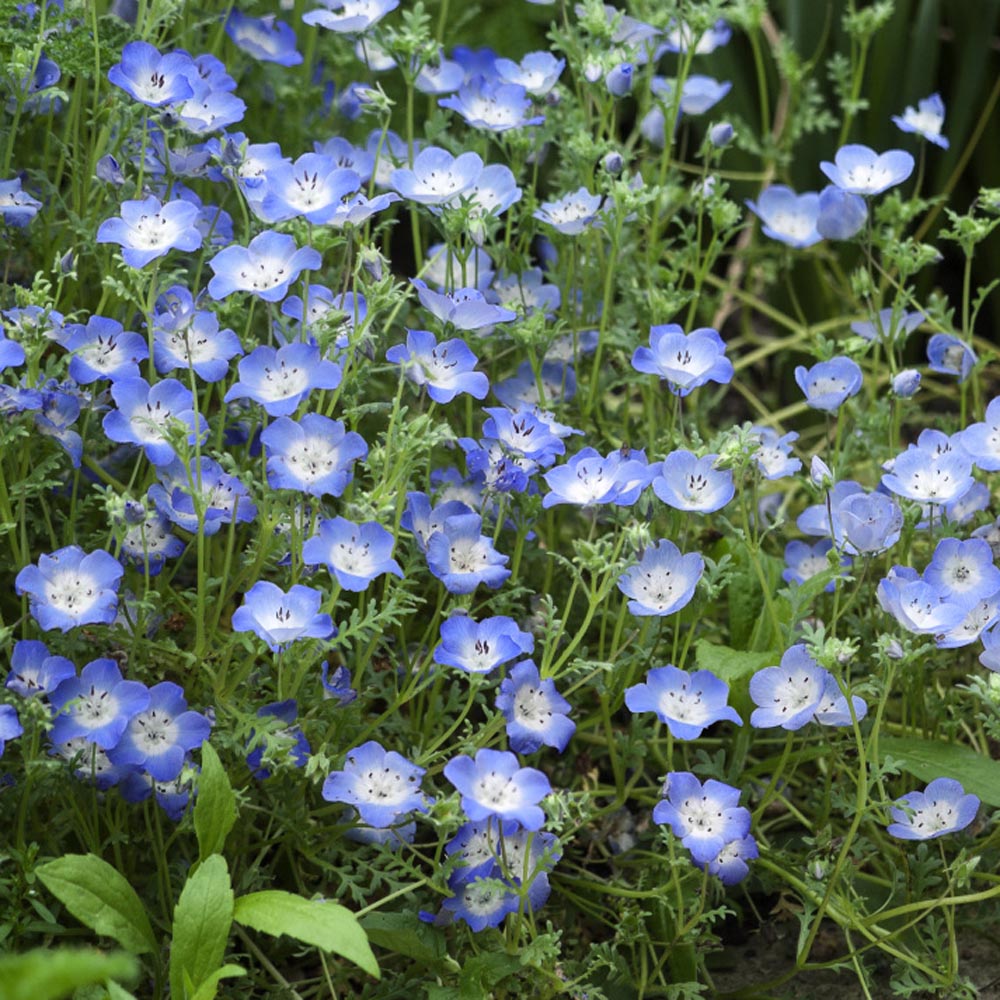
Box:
[45,571,98,613]
[133,708,177,754]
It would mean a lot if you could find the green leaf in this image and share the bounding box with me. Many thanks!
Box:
[188,965,245,1000]
[694,640,775,684]
[359,911,448,970]
[36,855,157,955]
[169,855,234,1000]
[194,743,237,862]
[879,735,1000,807]
[104,984,138,1000]
[458,953,523,999]
[233,890,379,979]
[0,948,137,1000]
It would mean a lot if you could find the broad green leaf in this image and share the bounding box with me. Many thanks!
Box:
[169,855,234,1000]
[36,855,157,956]
[0,948,137,1000]
[194,743,237,862]
[458,953,522,999]
[879,735,1000,808]
[360,911,448,970]
[694,640,775,685]
[188,965,245,1000]
[104,984,138,1000]
[233,890,379,979]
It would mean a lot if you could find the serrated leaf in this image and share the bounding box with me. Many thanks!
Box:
[36,855,157,955]
[188,964,245,1000]
[194,743,237,862]
[233,890,379,979]
[878,735,1000,807]
[694,640,775,684]
[360,911,447,970]
[169,855,234,1000]
[0,948,137,1000]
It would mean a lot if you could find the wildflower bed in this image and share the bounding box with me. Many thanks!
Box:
[2,1,1000,998]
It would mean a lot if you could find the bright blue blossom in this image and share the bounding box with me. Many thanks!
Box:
[652,450,734,513]
[482,406,566,465]
[444,748,551,830]
[231,582,335,651]
[433,614,533,675]
[96,196,202,268]
[6,639,75,698]
[820,144,915,196]
[0,705,23,757]
[882,444,974,506]
[414,57,465,95]
[390,147,483,205]
[851,308,923,344]
[605,63,634,97]
[782,539,849,592]
[207,231,321,302]
[411,279,516,331]
[813,673,868,727]
[892,93,949,149]
[491,268,560,317]
[496,660,575,754]
[927,333,977,382]
[387,328,489,403]
[749,645,830,731]
[533,187,602,235]
[816,185,867,240]
[618,540,703,617]
[924,538,1000,609]
[751,427,802,480]
[107,41,195,106]
[303,0,399,33]
[960,396,1000,471]
[102,378,206,466]
[877,569,966,635]
[630,324,733,395]
[653,772,751,864]
[35,384,83,467]
[625,666,741,740]
[798,482,903,555]
[225,11,303,65]
[257,153,360,224]
[887,778,979,840]
[246,700,311,780]
[745,186,821,248]
[224,342,342,416]
[438,872,520,932]
[302,517,403,591]
[794,357,863,411]
[401,492,474,552]
[49,659,149,750]
[260,413,367,496]
[0,178,43,227]
[979,625,1000,672]
[494,52,564,95]
[119,509,185,575]
[660,19,731,54]
[15,545,123,632]
[440,77,544,131]
[150,456,257,535]
[153,307,243,382]
[323,740,430,828]
[0,331,25,371]
[425,513,510,594]
[542,447,649,508]
[64,316,147,383]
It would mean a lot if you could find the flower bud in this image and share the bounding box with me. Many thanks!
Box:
[583,60,602,84]
[605,63,634,97]
[602,151,624,175]
[891,369,921,397]
[709,122,734,147]
[810,455,833,488]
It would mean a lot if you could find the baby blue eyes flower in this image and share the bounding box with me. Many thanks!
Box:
[387,329,490,403]
[709,122,734,147]
[151,456,257,535]
[751,427,802,480]
[153,308,243,383]
[120,510,185,575]
[257,154,361,225]
[783,539,849,593]
[496,660,575,754]
[533,187,603,236]
[494,52,565,96]
[0,177,43,227]
[108,41,195,107]
[225,11,303,66]
[439,77,544,131]
[7,639,75,698]
[303,0,399,34]
[0,332,25,371]
[924,538,1000,608]
[260,413,367,496]
[815,185,867,240]
[0,706,23,758]
[700,834,758,886]
[892,93,949,149]
[223,342,342,416]
[851,308,923,344]
[231,582,335,651]
[794,357,863,411]
[15,545,124,633]
[746,186,821,248]
[653,772,751,865]
[433,615,533,675]
[322,740,430,828]
[927,333,977,382]
[541,447,649,508]
[882,445,974,506]
[960,396,1000,470]
[63,316,147,384]
[661,18,732,55]
[749,645,829,730]
[444,747,552,830]
[96,196,202,268]
[887,778,979,840]
[207,231,322,302]
[625,666,741,740]
[390,147,484,205]
[49,659,150,750]
[630,324,733,396]
[605,63,634,97]
[411,280,517,331]
[652,450,734,514]
[820,144,915,196]
[618,540,704,617]
[425,513,511,594]
[245,699,311,779]
[302,517,403,592]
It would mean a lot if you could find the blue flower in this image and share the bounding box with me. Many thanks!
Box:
[816,185,867,240]
[927,333,977,382]
[813,674,868,728]
[150,456,257,535]
[102,377,207,466]
[0,705,23,758]
[979,625,1000,672]
[121,770,194,820]
[892,93,949,149]
[153,307,243,383]
[630,324,733,395]
[322,740,430,828]
[119,509,185,576]
[433,614,533,675]
[440,77,544,131]
[481,406,566,465]
[699,835,758,886]
[35,384,83,467]
[748,645,830,730]
[751,427,802,480]
[414,57,465,95]
[882,445,974,506]
[257,153,361,225]
[231,582,335,651]
[425,513,511,594]
[321,664,357,705]
[851,308,923,344]
[401,491,474,552]
[444,748,551,830]
[605,63,634,97]
[891,369,921,398]
[924,538,1000,609]
[626,665,741,740]
[223,342,342,415]
[439,873,520,931]
[107,42,195,106]
[496,660,575,754]
[207,231,321,302]
[246,700,311,779]
[49,659,149,750]
[877,569,966,635]
[960,396,1000,471]
[0,177,43,227]
[302,517,403,592]
[63,316,147,383]
[491,268,561,317]
[652,450,734,513]
[745,186,821,248]
[820,144,915,196]
[533,187,602,235]
[96,196,202,268]
[660,18,731,54]
[15,545,123,632]
[107,681,211,781]
[303,0,399,33]
[798,482,903,555]
[390,147,483,205]
[282,286,366,345]
[794,357,863,411]
[6,639,75,698]
[225,11,303,65]
[387,329,489,403]
[542,447,649,508]
[887,778,979,840]
[618,540,703,617]
[411,279,516,331]
[782,539,849,592]
[494,52,564,95]
[260,413,367,495]
[653,772,751,864]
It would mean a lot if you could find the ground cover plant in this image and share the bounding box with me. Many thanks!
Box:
[2,0,1000,997]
